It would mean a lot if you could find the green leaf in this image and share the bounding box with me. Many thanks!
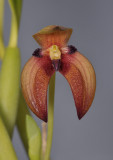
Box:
[0,0,5,59]
[0,47,21,136]
[8,0,23,47]
[8,0,22,27]
[26,115,42,160]
[0,117,17,160]
[17,90,30,152]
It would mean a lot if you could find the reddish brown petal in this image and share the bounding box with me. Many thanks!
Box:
[60,52,96,119]
[21,56,55,122]
[32,25,72,49]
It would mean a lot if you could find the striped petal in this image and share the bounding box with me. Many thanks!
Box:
[33,25,72,49]
[59,52,96,119]
[21,56,55,122]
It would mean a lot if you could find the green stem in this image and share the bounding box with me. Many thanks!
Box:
[44,73,56,160]
[0,0,5,59]
[41,122,47,160]
[8,1,18,47]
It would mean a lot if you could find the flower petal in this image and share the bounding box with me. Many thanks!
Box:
[32,25,72,49]
[59,52,96,119]
[21,56,55,122]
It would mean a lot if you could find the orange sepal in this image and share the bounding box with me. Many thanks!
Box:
[60,52,96,119]
[33,25,72,49]
[21,56,55,122]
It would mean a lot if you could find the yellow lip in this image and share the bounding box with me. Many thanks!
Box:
[49,45,61,60]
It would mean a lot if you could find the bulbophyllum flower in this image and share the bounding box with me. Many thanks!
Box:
[21,25,96,122]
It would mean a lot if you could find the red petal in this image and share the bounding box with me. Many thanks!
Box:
[59,52,96,119]
[32,25,72,49]
[21,56,55,122]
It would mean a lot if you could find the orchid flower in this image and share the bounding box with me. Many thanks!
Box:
[21,25,96,122]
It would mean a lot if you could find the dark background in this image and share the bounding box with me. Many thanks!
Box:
[4,0,113,159]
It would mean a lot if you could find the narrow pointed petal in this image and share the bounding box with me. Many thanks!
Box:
[21,56,55,122]
[32,25,72,49]
[60,52,96,119]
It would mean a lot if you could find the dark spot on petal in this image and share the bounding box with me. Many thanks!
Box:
[32,48,42,57]
[54,26,64,31]
[54,26,60,30]
[68,45,77,54]
[52,59,61,71]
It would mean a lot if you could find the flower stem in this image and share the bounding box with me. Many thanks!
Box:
[41,122,47,159]
[0,0,5,59]
[44,73,56,160]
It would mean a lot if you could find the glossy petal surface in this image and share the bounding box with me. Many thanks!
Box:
[60,52,96,119]
[21,56,55,122]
